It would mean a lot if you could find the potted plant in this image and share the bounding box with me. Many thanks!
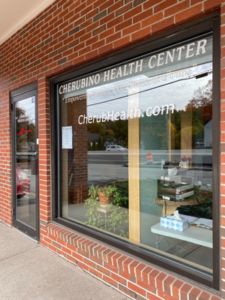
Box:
[99,185,116,206]
[179,156,191,168]
[84,184,129,238]
[88,184,117,206]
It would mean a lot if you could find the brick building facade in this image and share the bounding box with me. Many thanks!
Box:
[0,0,224,299]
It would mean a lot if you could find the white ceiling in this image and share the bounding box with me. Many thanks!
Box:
[0,0,56,45]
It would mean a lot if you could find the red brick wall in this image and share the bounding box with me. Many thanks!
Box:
[41,223,220,300]
[0,0,224,299]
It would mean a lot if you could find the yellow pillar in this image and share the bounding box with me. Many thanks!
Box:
[128,88,140,243]
[181,111,192,165]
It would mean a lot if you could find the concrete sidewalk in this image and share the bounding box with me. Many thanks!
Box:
[0,222,129,300]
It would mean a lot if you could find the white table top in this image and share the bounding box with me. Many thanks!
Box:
[151,223,213,248]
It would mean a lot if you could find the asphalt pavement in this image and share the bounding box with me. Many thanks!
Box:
[0,222,129,300]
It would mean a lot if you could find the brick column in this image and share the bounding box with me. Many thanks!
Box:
[0,92,12,226]
[38,78,51,226]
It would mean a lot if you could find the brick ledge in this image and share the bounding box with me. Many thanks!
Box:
[39,223,220,300]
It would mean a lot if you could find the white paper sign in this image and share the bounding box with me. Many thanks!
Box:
[62,126,73,149]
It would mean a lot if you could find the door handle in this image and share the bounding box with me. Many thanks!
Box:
[31,158,39,175]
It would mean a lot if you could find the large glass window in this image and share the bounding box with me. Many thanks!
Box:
[57,33,213,272]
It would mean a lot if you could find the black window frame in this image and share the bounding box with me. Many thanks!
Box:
[50,14,220,290]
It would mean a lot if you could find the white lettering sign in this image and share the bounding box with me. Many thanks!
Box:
[78,104,175,125]
[59,38,208,94]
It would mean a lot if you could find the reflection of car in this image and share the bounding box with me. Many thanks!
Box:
[16,167,30,197]
[106,145,128,151]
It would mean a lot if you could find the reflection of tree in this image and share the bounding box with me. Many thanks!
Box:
[170,110,204,149]
[110,119,128,146]
[87,79,213,151]
[185,79,212,124]
[183,79,212,148]
[141,113,167,150]
[87,118,128,150]
[16,107,26,152]
[16,106,36,152]
[88,121,106,136]
[141,79,212,150]
[186,80,212,108]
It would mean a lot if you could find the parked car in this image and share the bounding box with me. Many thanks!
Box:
[16,167,30,197]
[106,145,128,151]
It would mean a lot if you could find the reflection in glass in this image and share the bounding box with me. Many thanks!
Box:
[59,34,213,272]
[16,97,36,229]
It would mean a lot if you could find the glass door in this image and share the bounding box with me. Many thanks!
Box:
[12,89,39,240]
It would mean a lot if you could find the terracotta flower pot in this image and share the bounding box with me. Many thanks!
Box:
[99,192,112,205]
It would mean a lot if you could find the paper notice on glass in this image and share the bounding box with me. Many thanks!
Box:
[62,126,73,149]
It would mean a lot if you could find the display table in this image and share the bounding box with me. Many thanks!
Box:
[154,198,205,215]
[162,163,212,172]
[151,222,212,250]
[97,205,114,230]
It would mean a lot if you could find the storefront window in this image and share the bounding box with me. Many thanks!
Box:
[57,33,213,272]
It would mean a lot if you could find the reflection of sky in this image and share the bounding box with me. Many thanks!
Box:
[86,62,212,117]
[16,97,36,125]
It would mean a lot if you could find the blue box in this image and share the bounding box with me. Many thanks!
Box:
[160,215,188,232]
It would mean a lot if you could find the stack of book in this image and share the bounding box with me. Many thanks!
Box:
[157,180,194,201]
